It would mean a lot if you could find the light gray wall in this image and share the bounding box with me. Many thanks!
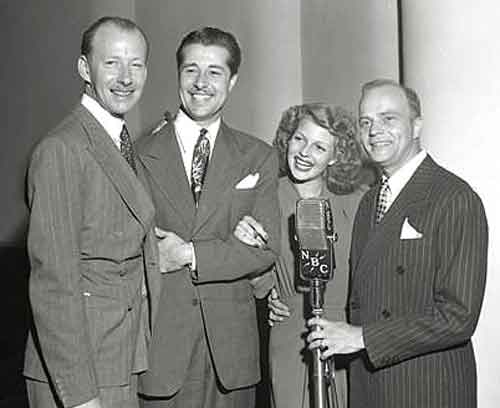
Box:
[0,0,139,245]
[301,0,399,113]
[135,0,303,144]
[401,2,500,405]
[1,1,91,244]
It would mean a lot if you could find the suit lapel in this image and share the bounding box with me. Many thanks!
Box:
[354,157,437,282]
[192,123,242,234]
[138,123,196,231]
[78,106,155,231]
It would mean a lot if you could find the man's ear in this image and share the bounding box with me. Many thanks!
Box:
[228,74,238,92]
[77,55,91,83]
[412,116,423,139]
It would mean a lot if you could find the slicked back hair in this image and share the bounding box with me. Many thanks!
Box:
[80,16,149,61]
[176,27,241,77]
[361,79,422,119]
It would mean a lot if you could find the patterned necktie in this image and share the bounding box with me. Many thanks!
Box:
[191,128,210,205]
[375,175,390,223]
[120,124,137,174]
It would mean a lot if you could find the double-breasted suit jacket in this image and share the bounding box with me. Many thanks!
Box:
[24,105,161,408]
[137,121,280,396]
[348,155,488,408]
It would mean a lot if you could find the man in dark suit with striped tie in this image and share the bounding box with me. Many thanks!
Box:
[24,17,161,408]
[307,79,488,408]
[137,27,280,408]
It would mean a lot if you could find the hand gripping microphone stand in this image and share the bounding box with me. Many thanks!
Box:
[296,198,338,408]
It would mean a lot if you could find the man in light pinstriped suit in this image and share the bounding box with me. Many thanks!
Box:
[24,17,160,408]
[307,79,488,408]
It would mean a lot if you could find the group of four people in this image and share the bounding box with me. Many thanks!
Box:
[24,16,488,408]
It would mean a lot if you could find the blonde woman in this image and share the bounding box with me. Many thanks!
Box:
[235,103,366,408]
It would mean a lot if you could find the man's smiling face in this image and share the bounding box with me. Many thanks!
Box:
[178,44,238,127]
[78,24,148,117]
[358,84,422,176]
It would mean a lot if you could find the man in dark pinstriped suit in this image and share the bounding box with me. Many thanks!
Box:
[307,79,488,408]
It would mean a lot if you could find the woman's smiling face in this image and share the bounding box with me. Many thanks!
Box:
[287,118,335,184]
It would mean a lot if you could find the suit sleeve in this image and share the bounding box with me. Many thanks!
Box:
[363,187,488,368]
[192,148,281,283]
[27,138,98,407]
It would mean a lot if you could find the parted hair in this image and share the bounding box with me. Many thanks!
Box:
[176,27,242,77]
[273,103,363,194]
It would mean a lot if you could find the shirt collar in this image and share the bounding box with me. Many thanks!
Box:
[81,94,124,147]
[174,109,220,148]
[386,149,427,203]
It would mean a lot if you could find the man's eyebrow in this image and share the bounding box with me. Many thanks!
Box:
[380,110,402,116]
[180,61,198,68]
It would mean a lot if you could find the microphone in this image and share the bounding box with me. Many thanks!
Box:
[295,198,336,282]
[296,198,338,408]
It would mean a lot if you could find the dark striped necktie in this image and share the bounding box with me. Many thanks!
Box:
[119,124,137,174]
[191,128,210,205]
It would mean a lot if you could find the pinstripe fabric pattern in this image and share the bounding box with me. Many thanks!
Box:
[348,156,488,408]
[24,105,161,408]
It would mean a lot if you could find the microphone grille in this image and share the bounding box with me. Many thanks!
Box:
[296,198,328,250]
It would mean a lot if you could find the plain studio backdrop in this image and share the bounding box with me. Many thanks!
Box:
[1,1,498,406]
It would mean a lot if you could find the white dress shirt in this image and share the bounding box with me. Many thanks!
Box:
[174,109,220,185]
[81,94,124,148]
[173,109,221,269]
[385,149,427,210]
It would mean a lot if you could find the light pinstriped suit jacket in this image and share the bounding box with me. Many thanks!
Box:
[137,121,280,396]
[348,155,488,408]
[24,105,161,408]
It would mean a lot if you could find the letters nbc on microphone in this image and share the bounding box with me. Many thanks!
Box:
[295,198,336,282]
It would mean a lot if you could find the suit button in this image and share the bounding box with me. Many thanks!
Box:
[396,265,405,275]
[192,298,199,306]
[381,309,391,319]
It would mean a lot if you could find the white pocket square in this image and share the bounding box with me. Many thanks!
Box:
[400,217,423,240]
[235,173,260,189]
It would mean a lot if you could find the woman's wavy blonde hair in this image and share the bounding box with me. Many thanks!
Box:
[273,103,363,194]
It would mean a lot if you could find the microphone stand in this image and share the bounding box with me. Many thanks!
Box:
[295,198,338,408]
[309,278,338,408]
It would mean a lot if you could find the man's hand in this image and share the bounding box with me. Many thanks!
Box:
[267,287,290,326]
[233,215,269,249]
[155,227,193,273]
[306,318,365,359]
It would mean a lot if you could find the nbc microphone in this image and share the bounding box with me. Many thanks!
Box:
[295,198,338,408]
[295,198,336,283]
